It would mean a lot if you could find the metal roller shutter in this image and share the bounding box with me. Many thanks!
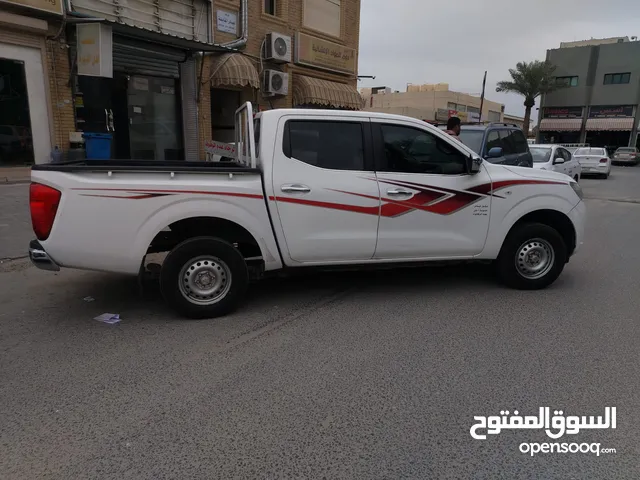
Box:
[112,36,185,78]
[180,58,199,161]
[0,29,44,49]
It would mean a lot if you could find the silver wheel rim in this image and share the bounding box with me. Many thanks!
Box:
[515,238,555,280]
[178,256,232,305]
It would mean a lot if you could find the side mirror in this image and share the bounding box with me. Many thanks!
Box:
[553,156,565,165]
[466,155,482,174]
[486,147,503,159]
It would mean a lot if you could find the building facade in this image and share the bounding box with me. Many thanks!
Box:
[539,37,640,149]
[360,83,505,125]
[201,0,362,158]
[503,113,525,131]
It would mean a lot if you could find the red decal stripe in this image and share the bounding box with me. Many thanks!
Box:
[72,188,263,200]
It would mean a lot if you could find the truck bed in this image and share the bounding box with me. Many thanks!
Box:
[31,160,283,276]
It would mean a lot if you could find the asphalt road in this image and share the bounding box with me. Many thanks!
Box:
[0,184,30,260]
[2,168,640,479]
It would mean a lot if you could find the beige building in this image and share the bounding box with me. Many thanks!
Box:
[361,83,505,124]
[503,113,525,131]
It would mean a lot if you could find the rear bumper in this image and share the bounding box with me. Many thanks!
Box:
[29,239,60,271]
[612,156,638,164]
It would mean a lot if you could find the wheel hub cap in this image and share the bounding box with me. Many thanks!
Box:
[178,256,232,306]
[515,238,555,280]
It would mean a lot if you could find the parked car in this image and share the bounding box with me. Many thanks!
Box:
[573,147,612,179]
[29,104,586,319]
[611,147,639,166]
[457,123,533,167]
[530,144,582,182]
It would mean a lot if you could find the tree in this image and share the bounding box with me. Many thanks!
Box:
[496,60,558,135]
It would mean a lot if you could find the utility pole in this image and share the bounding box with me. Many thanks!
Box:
[478,71,487,123]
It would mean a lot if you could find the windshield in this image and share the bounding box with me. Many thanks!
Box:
[530,147,552,163]
[458,130,484,154]
[575,147,605,156]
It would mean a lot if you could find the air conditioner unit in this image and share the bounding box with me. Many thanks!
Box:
[264,32,292,63]
[263,70,289,96]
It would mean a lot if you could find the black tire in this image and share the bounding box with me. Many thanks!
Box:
[496,223,567,290]
[160,236,249,319]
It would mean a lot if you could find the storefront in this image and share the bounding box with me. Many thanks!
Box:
[66,0,214,161]
[0,3,61,165]
[584,105,636,149]
[538,107,584,144]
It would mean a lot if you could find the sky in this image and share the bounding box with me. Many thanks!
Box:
[357,0,640,121]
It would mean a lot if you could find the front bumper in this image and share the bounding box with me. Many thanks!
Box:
[29,239,60,271]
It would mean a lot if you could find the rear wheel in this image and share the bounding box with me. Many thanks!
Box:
[496,223,567,290]
[160,236,249,319]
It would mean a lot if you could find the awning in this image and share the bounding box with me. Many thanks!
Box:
[293,75,363,110]
[539,118,583,131]
[209,53,260,89]
[585,117,635,131]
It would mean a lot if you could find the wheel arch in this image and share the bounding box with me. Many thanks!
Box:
[500,209,577,259]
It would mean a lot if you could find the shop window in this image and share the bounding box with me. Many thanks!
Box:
[447,102,456,110]
[555,76,578,87]
[303,0,341,38]
[467,106,480,114]
[604,73,631,85]
[211,89,242,143]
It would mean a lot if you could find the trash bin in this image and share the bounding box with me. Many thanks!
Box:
[82,133,112,160]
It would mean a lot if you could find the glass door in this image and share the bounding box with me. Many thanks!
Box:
[127,75,183,161]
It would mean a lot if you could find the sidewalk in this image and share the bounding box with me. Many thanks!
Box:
[0,166,32,184]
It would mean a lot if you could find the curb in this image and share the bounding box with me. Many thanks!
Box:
[1,178,30,185]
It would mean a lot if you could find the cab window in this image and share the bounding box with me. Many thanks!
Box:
[377,124,467,175]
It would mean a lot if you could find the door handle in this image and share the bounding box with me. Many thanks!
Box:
[386,188,413,196]
[281,184,311,194]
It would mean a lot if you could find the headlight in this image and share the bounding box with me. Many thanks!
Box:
[570,182,583,200]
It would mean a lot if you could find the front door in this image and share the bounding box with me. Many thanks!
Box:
[372,119,492,259]
[270,115,380,263]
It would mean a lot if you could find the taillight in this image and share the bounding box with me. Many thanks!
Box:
[600,158,608,163]
[30,182,61,241]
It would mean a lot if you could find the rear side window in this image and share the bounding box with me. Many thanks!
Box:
[283,120,365,171]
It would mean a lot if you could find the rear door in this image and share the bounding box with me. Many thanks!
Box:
[270,115,381,263]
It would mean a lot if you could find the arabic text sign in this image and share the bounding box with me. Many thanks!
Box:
[589,105,634,118]
[1,0,63,15]
[470,406,616,440]
[204,140,236,162]
[216,10,237,35]
[76,24,113,78]
[544,106,583,118]
[295,32,357,75]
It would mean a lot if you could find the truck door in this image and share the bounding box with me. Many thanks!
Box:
[371,118,492,259]
[269,115,381,263]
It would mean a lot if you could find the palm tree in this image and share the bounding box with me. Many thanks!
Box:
[496,60,558,135]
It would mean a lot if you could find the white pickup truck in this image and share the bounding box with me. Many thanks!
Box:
[29,103,586,319]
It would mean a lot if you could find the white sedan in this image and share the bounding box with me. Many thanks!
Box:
[573,147,612,179]
[530,144,582,182]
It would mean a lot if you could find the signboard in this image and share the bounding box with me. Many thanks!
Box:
[204,140,236,162]
[544,107,583,118]
[589,105,635,118]
[216,10,237,35]
[294,32,357,75]
[1,0,63,15]
[436,108,449,121]
[468,112,480,123]
[76,24,113,78]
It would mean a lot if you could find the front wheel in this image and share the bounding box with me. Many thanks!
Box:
[160,236,249,319]
[496,223,567,290]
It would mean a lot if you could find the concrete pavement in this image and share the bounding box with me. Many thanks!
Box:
[0,184,30,260]
[1,167,640,478]
[0,166,31,184]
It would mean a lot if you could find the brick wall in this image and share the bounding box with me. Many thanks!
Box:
[201,0,361,157]
[45,23,75,155]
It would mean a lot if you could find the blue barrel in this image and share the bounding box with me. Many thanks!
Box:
[82,133,112,160]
